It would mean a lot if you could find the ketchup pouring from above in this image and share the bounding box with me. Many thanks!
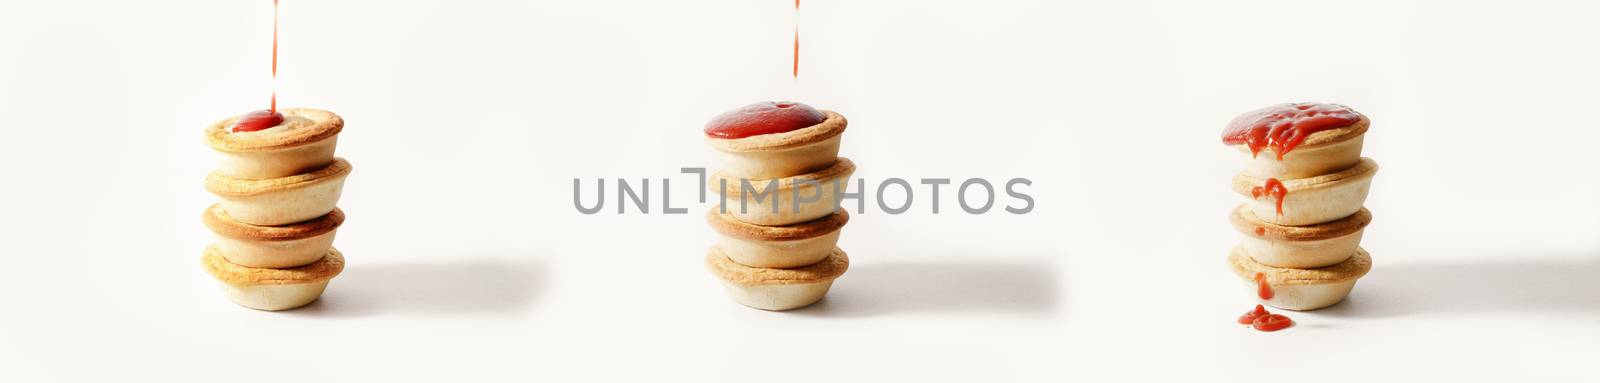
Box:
[704,101,826,139]
[230,0,285,133]
[1222,103,1362,159]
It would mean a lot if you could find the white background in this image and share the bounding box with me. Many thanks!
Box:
[2,0,1597,381]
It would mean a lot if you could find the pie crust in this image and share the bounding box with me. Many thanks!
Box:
[709,157,855,226]
[1232,116,1368,180]
[203,204,343,268]
[205,158,352,226]
[706,246,848,285]
[707,246,847,311]
[706,110,846,180]
[1231,205,1369,268]
[203,245,345,285]
[206,108,344,180]
[1228,245,1370,311]
[203,245,343,311]
[1232,157,1377,226]
[709,207,847,268]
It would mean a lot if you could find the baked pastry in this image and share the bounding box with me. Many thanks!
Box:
[1228,245,1371,311]
[202,245,344,311]
[205,108,344,180]
[708,207,846,268]
[1224,103,1368,179]
[1230,205,1369,269]
[706,246,848,311]
[1231,158,1376,226]
[202,204,343,269]
[709,157,854,226]
[704,102,846,180]
[205,157,352,226]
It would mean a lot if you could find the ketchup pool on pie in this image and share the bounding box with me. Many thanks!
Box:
[704,101,826,139]
[231,109,285,133]
[1221,103,1361,159]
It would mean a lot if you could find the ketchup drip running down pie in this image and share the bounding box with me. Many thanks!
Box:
[1250,178,1287,216]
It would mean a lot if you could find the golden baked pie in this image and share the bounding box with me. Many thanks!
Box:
[709,157,854,226]
[1226,105,1369,179]
[705,109,846,180]
[206,108,344,180]
[706,246,848,311]
[202,245,345,311]
[1230,204,1370,269]
[205,157,352,226]
[1232,158,1376,226]
[708,207,847,268]
[203,204,343,269]
[1228,245,1371,311]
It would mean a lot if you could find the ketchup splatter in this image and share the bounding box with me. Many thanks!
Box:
[1237,304,1294,332]
[1222,103,1362,159]
[704,101,826,139]
[1252,313,1294,332]
[1254,272,1275,300]
[1237,304,1269,324]
[230,0,284,133]
[1251,178,1287,216]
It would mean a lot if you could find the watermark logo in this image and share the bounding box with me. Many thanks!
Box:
[573,168,1033,215]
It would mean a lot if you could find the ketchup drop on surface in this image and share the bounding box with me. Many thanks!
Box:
[704,101,826,139]
[1252,314,1294,332]
[1237,304,1269,324]
[1237,304,1294,332]
[1221,103,1361,159]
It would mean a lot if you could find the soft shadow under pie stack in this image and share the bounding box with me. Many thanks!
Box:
[703,106,854,311]
[1224,103,1378,311]
[200,109,352,311]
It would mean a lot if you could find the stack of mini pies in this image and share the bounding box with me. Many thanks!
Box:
[1225,103,1379,311]
[704,107,855,311]
[201,108,352,311]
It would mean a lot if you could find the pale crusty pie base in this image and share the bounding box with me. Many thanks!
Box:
[1228,245,1371,311]
[1233,157,1377,226]
[206,108,344,180]
[1232,116,1369,180]
[709,157,855,226]
[203,204,343,269]
[708,207,847,269]
[706,246,848,311]
[203,245,345,311]
[1230,204,1370,269]
[205,157,352,226]
[706,110,846,180]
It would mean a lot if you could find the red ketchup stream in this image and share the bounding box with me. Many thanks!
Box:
[230,0,285,133]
